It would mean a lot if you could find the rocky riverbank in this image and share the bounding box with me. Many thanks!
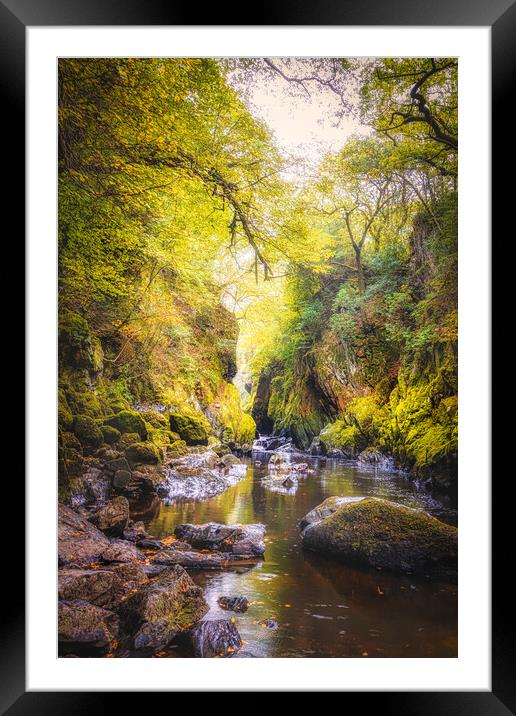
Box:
[58,500,265,657]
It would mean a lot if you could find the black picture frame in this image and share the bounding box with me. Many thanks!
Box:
[5,0,508,710]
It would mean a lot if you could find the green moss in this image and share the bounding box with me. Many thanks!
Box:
[58,389,74,430]
[169,412,210,446]
[141,409,169,429]
[72,414,103,450]
[118,432,141,450]
[125,442,160,465]
[302,497,457,578]
[168,439,188,457]
[101,424,121,445]
[104,410,147,439]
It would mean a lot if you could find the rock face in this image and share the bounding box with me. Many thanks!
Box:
[189,618,242,657]
[91,496,129,536]
[58,600,119,653]
[120,566,208,650]
[174,523,266,557]
[58,504,110,566]
[300,497,457,580]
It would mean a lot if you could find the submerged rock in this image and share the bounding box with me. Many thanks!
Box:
[91,496,129,536]
[300,497,458,579]
[217,596,249,613]
[120,565,208,651]
[189,618,242,657]
[58,600,119,653]
[174,522,266,557]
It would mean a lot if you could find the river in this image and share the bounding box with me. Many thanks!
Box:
[144,450,457,658]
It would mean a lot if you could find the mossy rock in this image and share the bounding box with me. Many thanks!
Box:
[109,400,130,414]
[58,389,74,431]
[319,420,359,457]
[101,424,121,445]
[125,442,160,465]
[141,409,169,429]
[169,412,209,446]
[72,414,103,451]
[59,311,103,375]
[148,427,176,449]
[104,410,147,439]
[64,388,103,418]
[118,432,141,450]
[59,431,83,453]
[301,497,457,580]
[167,439,188,458]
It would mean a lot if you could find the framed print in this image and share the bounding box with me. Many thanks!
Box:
[4,0,509,709]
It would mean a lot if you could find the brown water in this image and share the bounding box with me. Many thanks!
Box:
[145,453,458,658]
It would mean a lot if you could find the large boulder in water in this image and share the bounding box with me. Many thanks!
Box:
[120,565,208,651]
[58,504,110,566]
[174,522,266,557]
[90,496,129,536]
[300,497,457,580]
[188,618,242,657]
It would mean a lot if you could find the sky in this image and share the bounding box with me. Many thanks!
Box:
[228,58,370,184]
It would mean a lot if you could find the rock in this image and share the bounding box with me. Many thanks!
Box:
[105,561,148,600]
[80,466,110,507]
[217,596,249,613]
[100,424,121,445]
[169,412,209,446]
[298,496,363,531]
[58,568,114,606]
[289,462,309,473]
[189,618,242,657]
[174,522,266,557]
[90,496,129,536]
[308,436,326,456]
[58,504,110,567]
[300,497,458,579]
[268,452,290,469]
[58,600,119,653]
[124,442,160,465]
[217,453,242,468]
[72,415,104,452]
[151,548,256,570]
[112,470,156,497]
[357,448,394,471]
[137,538,165,550]
[104,410,148,439]
[104,457,131,474]
[258,618,279,630]
[122,520,147,542]
[102,539,144,563]
[120,566,208,651]
[326,448,346,458]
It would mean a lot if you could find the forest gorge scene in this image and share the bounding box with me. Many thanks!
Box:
[58,57,458,659]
